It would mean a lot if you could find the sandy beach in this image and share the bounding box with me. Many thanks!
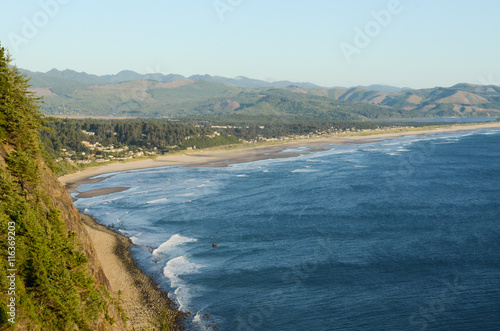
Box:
[60,121,500,192]
[80,213,186,330]
[64,120,500,328]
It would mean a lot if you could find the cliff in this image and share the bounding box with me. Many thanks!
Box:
[0,44,126,330]
[0,143,126,330]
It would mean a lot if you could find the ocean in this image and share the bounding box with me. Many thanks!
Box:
[73,128,500,330]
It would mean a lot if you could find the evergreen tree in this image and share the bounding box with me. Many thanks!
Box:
[0,43,122,330]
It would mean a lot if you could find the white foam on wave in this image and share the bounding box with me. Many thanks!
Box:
[435,140,458,145]
[175,192,195,197]
[303,147,357,160]
[236,174,248,177]
[153,234,198,257]
[118,230,142,244]
[360,146,384,152]
[163,256,204,310]
[146,198,168,204]
[186,183,208,190]
[279,146,309,153]
[193,311,212,330]
[130,234,142,244]
[128,188,163,196]
[193,312,203,325]
[291,168,317,173]
[81,195,125,206]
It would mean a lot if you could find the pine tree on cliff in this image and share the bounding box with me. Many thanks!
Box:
[0,44,125,330]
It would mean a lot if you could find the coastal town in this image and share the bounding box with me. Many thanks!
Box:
[56,125,412,164]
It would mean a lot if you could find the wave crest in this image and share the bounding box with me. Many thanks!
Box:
[152,234,198,257]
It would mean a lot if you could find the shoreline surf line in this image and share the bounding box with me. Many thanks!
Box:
[80,212,189,330]
[69,121,500,330]
[59,121,500,192]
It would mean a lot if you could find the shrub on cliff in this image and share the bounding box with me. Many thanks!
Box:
[0,44,118,330]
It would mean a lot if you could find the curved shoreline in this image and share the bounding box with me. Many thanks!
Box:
[63,121,500,328]
[60,121,500,191]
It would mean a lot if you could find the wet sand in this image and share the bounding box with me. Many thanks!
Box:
[75,186,130,199]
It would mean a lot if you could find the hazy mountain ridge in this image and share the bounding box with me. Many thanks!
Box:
[20,68,415,91]
[21,68,500,119]
[22,68,322,89]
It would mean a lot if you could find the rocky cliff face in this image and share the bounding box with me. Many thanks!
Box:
[40,159,110,287]
[39,159,126,330]
[0,142,126,330]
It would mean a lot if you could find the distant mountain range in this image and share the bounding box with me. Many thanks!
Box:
[22,68,325,89]
[22,68,500,120]
[22,68,413,92]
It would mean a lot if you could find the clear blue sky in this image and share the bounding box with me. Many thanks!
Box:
[1,0,499,88]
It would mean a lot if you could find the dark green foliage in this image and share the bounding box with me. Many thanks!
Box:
[0,43,113,329]
[5,150,39,187]
[181,134,239,149]
[177,115,449,140]
[40,117,243,173]
[0,52,43,150]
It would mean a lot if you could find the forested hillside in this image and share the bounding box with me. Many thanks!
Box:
[40,118,240,175]
[39,115,444,176]
[0,45,185,330]
[0,44,130,330]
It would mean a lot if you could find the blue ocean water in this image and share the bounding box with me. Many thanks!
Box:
[73,129,500,331]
